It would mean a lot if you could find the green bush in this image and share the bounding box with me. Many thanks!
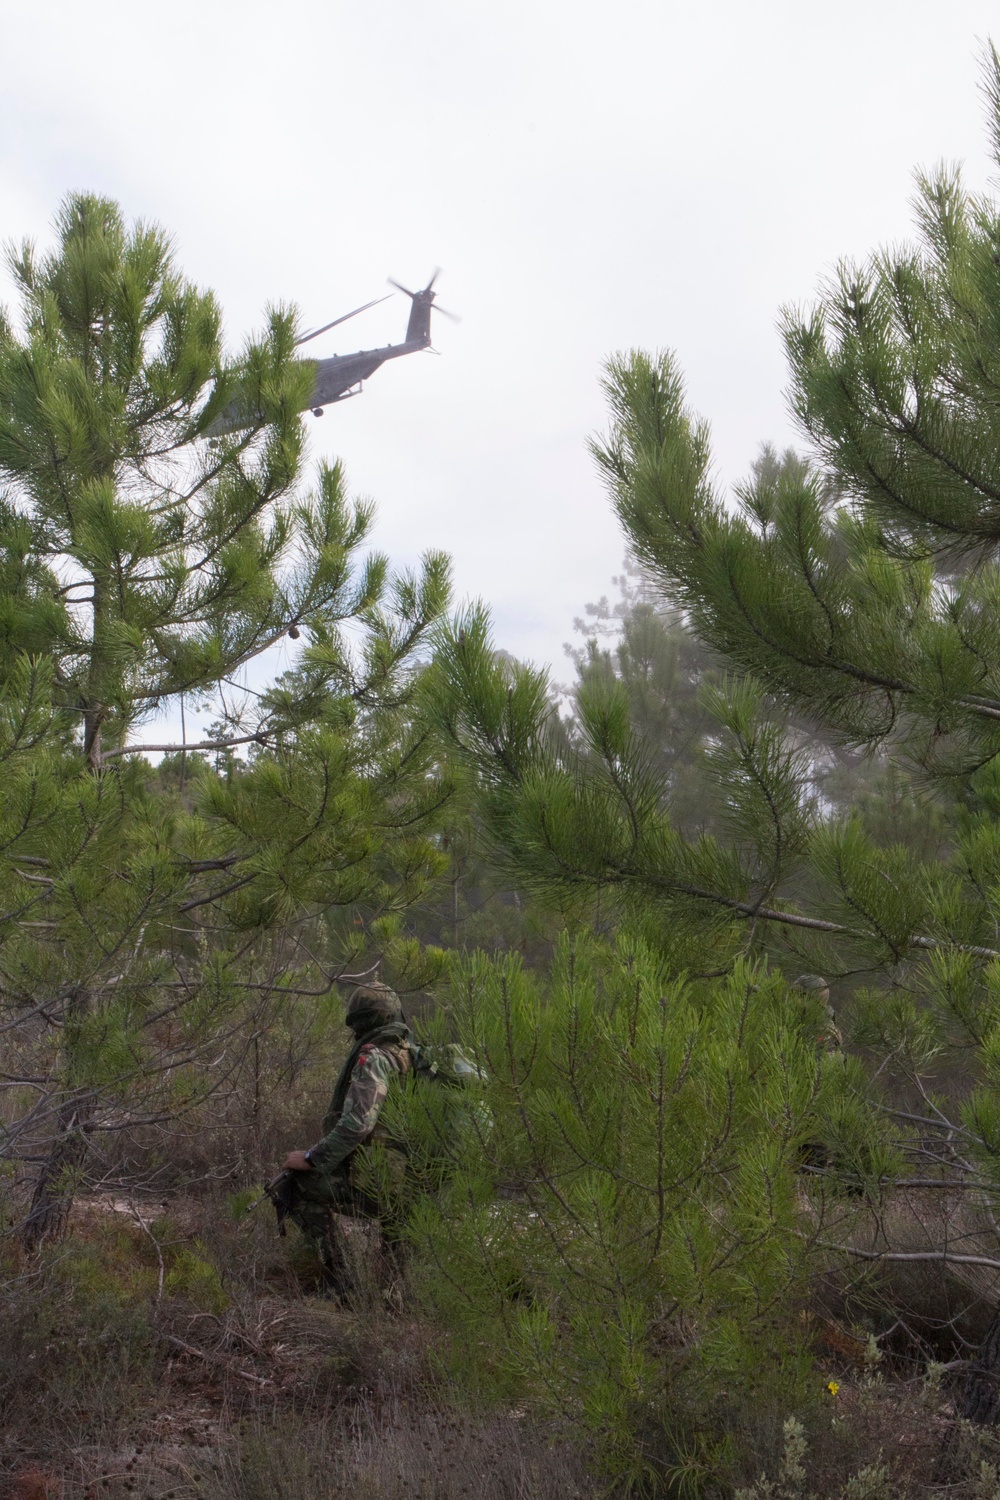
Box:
[403,933,849,1489]
[163,1242,229,1313]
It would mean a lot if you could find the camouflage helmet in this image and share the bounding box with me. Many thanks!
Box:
[345,981,403,1032]
[791,974,829,995]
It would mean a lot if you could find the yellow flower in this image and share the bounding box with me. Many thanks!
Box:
[826,1380,840,1396]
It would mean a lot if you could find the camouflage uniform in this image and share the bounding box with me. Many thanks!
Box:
[793,974,845,1179]
[793,973,843,1060]
[288,986,414,1290]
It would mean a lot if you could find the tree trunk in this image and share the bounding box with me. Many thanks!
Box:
[932,1308,1000,1484]
[82,577,107,769]
[21,986,94,1251]
[21,1087,95,1250]
[958,1304,1000,1426]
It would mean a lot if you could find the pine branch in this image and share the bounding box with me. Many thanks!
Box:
[103,732,268,759]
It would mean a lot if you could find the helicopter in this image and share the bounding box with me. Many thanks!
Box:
[207,272,456,434]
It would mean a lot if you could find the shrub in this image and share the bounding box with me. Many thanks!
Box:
[401,933,843,1488]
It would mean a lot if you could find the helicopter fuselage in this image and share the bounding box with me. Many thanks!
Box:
[308,338,427,409]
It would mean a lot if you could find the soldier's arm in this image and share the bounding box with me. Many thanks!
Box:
[306,1049,398,1173]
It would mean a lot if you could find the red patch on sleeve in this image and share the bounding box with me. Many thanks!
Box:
[356,1051,369,1068]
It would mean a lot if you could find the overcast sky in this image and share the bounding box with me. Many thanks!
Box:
[2,0,999,711]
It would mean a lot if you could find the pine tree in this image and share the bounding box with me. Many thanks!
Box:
[399,936,855,1486]
[0,196,452,1244]
[562,550,727,837]
[424,43,1000,1433]
[429,52,1000,1002]
[564,531,954,893]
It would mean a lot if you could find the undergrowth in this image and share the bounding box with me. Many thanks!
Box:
[3,1185,1000,1499]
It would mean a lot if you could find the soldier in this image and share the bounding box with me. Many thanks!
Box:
[792,973,843,1060]
[281,981,414,1296]
[792,974,848,1181]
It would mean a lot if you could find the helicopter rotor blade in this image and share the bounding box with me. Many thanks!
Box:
[294,295,392,347]
[387,270,459,323]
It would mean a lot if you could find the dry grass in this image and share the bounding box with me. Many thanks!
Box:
[802,1179,1000,1371]
[189,1401,594,1500]
[0,1190,599,1500]
[9,1177,1000,1498]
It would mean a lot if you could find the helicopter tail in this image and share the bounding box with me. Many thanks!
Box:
[388,271,459,347]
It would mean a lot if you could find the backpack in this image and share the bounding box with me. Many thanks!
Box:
[398,1042,489,1169]
[410,1041,484,1089]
